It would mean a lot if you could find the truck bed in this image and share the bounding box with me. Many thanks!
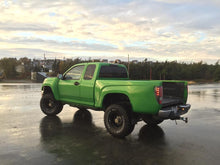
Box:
[162,82,185,107]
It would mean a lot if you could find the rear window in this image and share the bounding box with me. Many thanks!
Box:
[99,65,128,78]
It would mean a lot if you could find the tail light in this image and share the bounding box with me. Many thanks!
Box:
[155,86,163,104]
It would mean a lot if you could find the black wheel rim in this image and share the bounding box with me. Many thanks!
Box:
[108,109,124,129]
[44,98,55,110]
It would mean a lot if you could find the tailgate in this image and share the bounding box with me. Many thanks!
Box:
[162,82,186,107]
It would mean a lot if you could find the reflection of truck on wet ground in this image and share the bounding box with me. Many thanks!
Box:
[40,109,165,164]
[40,62,190,138]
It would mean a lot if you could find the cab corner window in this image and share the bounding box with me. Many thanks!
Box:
[84,64,96,80]
[64,65,85,80]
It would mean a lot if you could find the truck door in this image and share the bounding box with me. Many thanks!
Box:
[79,64,96,106]
[58,65,85,102]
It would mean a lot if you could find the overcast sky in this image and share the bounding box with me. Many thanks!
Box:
[0,0,220,63]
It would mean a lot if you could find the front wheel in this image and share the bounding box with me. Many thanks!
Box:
[104,104,135,138]
[40,94,63,116]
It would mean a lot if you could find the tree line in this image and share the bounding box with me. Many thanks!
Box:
[0,57,220,81]
[126,60,220,81]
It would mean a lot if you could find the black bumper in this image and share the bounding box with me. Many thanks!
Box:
[158,104,191,119]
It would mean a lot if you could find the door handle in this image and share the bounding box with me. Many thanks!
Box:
[74,81,80,86]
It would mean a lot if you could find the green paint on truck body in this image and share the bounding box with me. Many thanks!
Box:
[42,62,188,115]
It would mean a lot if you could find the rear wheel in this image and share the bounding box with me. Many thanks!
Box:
[40,94,63,116]
[104,104,135,138]
[142,115,164,125]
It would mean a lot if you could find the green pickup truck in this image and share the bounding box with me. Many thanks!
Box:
[40,62,190,138]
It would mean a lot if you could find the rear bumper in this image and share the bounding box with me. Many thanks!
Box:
[158,104,191,119]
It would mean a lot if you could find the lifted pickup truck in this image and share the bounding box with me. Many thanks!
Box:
[40,62,190,138]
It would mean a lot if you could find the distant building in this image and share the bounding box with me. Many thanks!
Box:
[15,65,25,73]
[92,59,101,62]
[131,60,138,64]
[101,59,108,63]
[31,72,47,83]
[32,59,40,68]
[44,59,54,70]
[114,59,121,64]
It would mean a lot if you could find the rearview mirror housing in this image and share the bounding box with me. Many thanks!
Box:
[57,74,63,79]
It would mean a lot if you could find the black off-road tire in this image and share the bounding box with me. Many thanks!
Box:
[40,94,63,116]
[142,115,164,125]
[104,104,135,138]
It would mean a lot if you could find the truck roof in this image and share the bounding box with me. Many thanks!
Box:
[76,62,126,68]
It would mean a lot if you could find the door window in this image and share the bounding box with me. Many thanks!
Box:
[64,65,85,80]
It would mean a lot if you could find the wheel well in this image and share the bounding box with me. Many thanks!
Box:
[102,93,132,111]
[42,86,53,95]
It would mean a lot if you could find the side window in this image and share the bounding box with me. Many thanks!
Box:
[84,65,96,80]
[99,65,128,78]
[64,65,85,80]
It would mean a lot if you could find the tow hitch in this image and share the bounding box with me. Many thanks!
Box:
[174,117,188,124]
[180,117,188,123]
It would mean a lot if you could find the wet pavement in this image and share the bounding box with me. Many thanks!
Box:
[0,83,220,165]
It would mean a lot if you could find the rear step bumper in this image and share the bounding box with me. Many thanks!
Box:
[158,104,191,119]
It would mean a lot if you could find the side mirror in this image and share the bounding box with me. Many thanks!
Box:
[57,74,63,79]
